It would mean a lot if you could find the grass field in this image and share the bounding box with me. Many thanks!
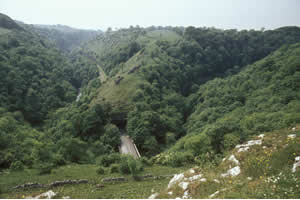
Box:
[0,164,191,199]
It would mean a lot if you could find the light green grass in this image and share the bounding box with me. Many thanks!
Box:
[0,164,191,199]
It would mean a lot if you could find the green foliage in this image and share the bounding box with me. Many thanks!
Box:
[96,166,105,175]
[109,164,120,174]
[97,153,121,167]
[184,133,212,156]
[38,163,54,175]
[10,161,24,171]
[153,151,194,167]
[119,155,143,175]
[223,133,240,150]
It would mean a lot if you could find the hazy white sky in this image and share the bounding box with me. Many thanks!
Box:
[1,0,299,30]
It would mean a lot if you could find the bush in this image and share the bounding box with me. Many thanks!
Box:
[110,164,119,173]
[119,155,143,175]
[139,157,151,166]
[184,133,211,156]
[53,153,66,166]
[10,161,24,171]
[223,133,240,150]
[38,163,54,175]
[98,153,121,167]
[96,167,105,175]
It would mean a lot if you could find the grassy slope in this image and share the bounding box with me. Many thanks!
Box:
[90,29,181,112]
[158,125,300,199]
[0,165,191,199]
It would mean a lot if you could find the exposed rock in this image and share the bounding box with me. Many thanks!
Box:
[168,173,184,189]
[213,179,220,183]
[178,182,189,190]
[258,134,265,138]
[148,193,158,199]
[236,139,262,152]
[13,182,45,190]
[168,191,173,195]
[228,155,239,165]
[189,169,195,174]
[188,174,202,181]
[182,190,190,199]
[247,177,253,181]
[200,178,207,182]
[238,146,249,153]
[209,190,219,198]
[288,134,296,139]
[96,184,104,189]
[221,166,241,177]
[34,190,57,199]
[292,127,296,131]
[292,156,300,173]
[49,179,88,187]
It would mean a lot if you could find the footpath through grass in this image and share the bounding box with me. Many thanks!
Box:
[0,164,191,199]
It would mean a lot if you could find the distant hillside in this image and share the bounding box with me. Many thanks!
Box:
[31,24,102,51]
[0,13,23,31]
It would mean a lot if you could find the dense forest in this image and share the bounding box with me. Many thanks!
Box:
[0,11,299,182]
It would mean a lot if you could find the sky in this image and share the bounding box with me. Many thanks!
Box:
[1,0,300,31]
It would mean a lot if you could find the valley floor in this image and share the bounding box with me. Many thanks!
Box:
[0,164,191,199]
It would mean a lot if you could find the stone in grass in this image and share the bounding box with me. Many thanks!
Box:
[221,166,241,177]
[148,193,158,199]
[288,134,296,139]
[228,155,239,165]
[178,182,189,190]
[168,173,184,189]
[292,156,300,173]
[31,190,57,199]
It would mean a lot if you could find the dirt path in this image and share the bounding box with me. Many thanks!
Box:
[119,135,141,158]
[98,65,107,83]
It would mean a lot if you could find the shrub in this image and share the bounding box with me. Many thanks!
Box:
[110,164,119,173]
[184,133,211,156]
[96,167,105,175]
[139,157,151,166]
[119,155,143,175]
[223,133,240,150]
[98,153,121,167]
[53,153,66,166]
[10,161,24,171]
[38,163,54,175]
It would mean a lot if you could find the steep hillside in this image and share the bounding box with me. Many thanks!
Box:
[152,43,300,166]
[155,125,300,199]
[82,26,300,114]
[0,13,23,31]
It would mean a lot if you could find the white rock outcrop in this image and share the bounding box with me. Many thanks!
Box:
[288,134,296,139]
[236,139,262,152]
[33,190,57,199]
[292,156,300,173]
[258,134,265,138]
[209,190,219,198]
[189,169,195,174]
[178,182,189,190]
[148,193,158,199]
[188,174,203,181]
[228,155,240,165]
[182,190,190,199]
[168,173,184,189]
[221,166,241,177]
[168,191,173,195]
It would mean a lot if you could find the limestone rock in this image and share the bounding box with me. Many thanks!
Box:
[221,166,241,177]
[168,173,184,189]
